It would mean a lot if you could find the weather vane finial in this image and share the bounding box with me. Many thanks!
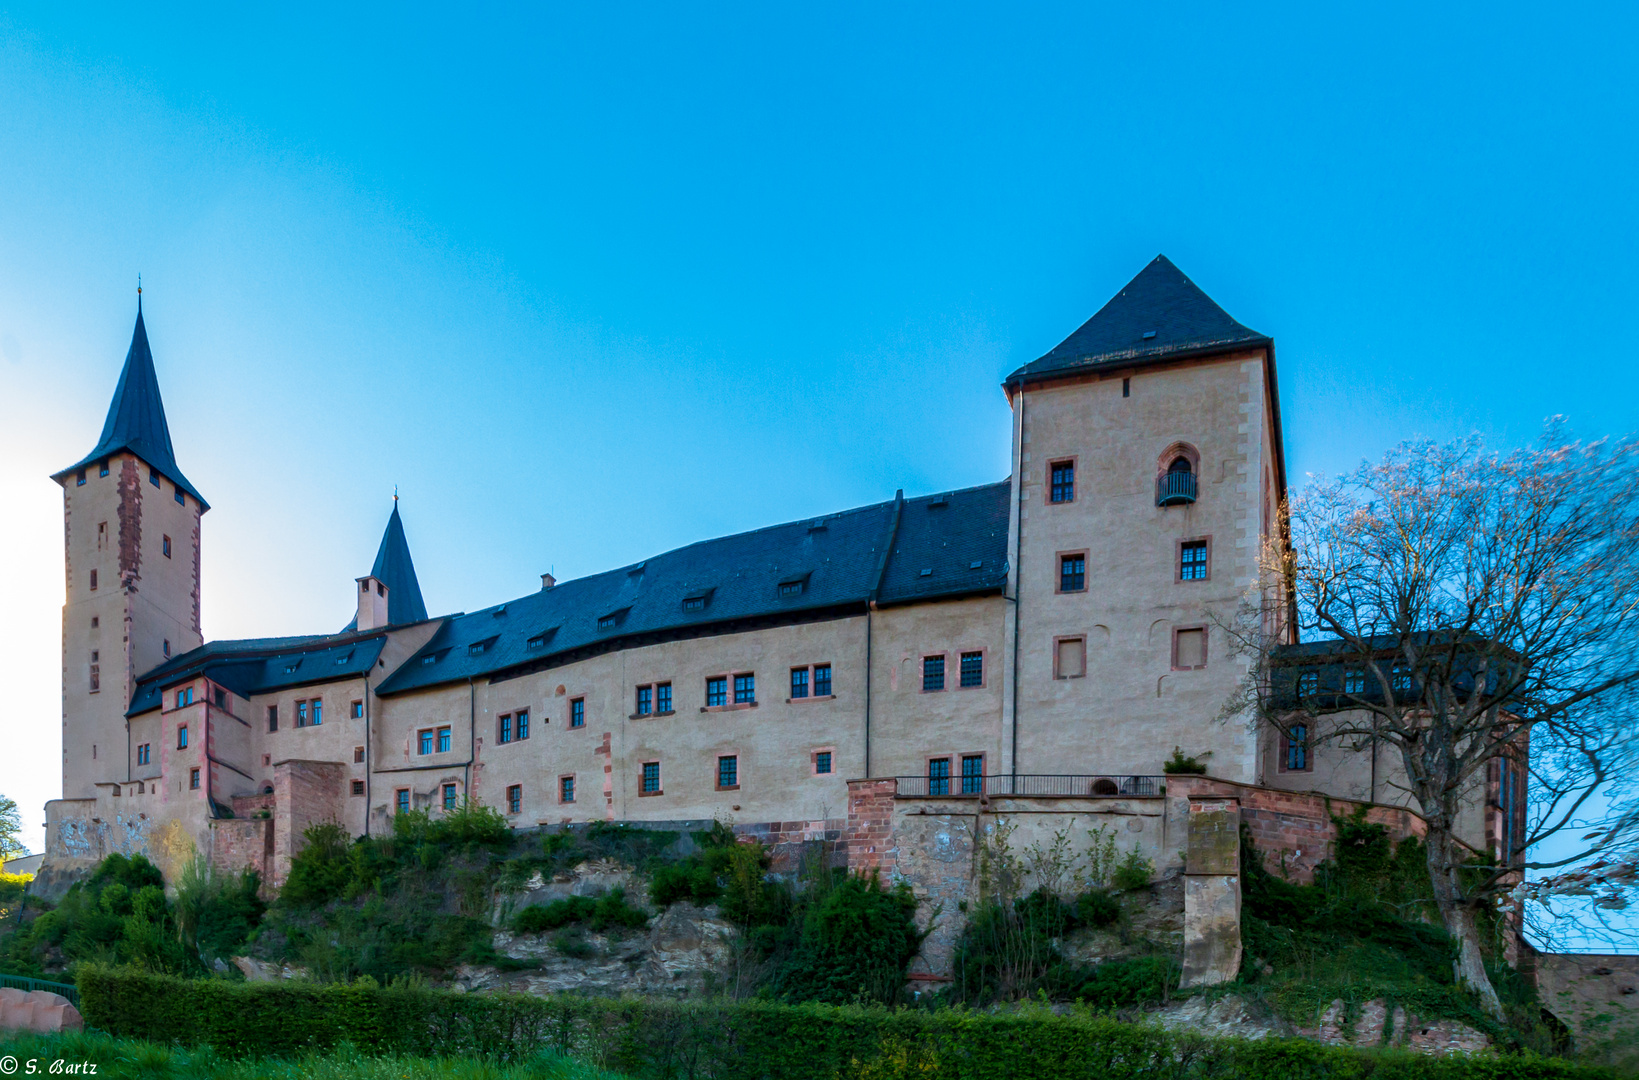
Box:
[137,273,142,313]
[394,484,398,503]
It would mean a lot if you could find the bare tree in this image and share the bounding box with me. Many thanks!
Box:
[1226,426,1639,1020]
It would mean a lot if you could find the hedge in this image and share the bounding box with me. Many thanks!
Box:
[78,965,1614,1080]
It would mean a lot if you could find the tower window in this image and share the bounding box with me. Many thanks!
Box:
[814,750,832,775]
[351,700,364,719]
[162,535,172,559]
[1059,553,1086,592]
[960,651,984,688]
[311,699,323,726]
[352,780,366,796]
[97,522,106,550]
[1122,377,1131,398]
[354,745,364,763]
[922,655,946,692]
[733,673,755,704]
[396,789,410,814]
[507,784,522,814]
[297,701,309,728]
[437,726,451,752]
[149,466,160,487]
[962,754,985,795]
[655,684,671,714]
[443,784,458,810]
[76,469,86,486]
[560,774,576,803]
[640,761,662,795]
[137,743,150,766]
[178,725,189,749]
[499,713,513,743]
[89,570,98,591]
[163,639,171,658]
[1344,669,1365,694]
[706,676,727,707]
[570,697,585,728]
[636,685,652,716]
[267,705,278,732]
[1179,539,1209,581]
[99,461,109,478]
[176,687,193,708]
[928,757,951,796]
[517,709,530,738]
[174,485,184,505]
[717,755,739,790]
[791,667,809,699]
[1282,724,1310,771]
[814,664,831,697]
[189,767,200,789]
[1049,460,1075,504]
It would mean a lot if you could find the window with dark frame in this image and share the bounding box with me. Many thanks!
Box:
[655,685,671,714]
[1392,664,1413,692]
[791,667,809,699]
[189,767,200,789]
[636,685,653,716]
[815,750,832,774]
[779,580,805,597]
[178,725,188,749]
[89,569,97,591]
[90,652,99,693]
[1059,554,1086,592]
[418,729,433,754]
[570,698,585,727]
[928,757,951,796]
[1284,724,1309,771]
[1179,540,1208,580]
[517,709,529,739]
[174,485,185,506]
[641,761,661,794]
[149,465,159,487]
[814,664,831,697]
[396,789,410,814]
[443,783,458,810]
[507,784,522,814]
[923,655,945,692]
[354,746,364,763]
[706,677,727,707]
[99,461,109,477]
[1344,669,1365,694]
[499,714,513,743]
[137,743,150,766]
[734,673,755,704]
[718,755,738,789]
[267,705,278,732]
[961,754,984,795]
[560,775,575,803]
[296,701,308,728]
[76,469,85,486]
[1298,670,1319,696]
[351,700,364,719]
[311,699,323,726]
[1049,460,1075,503]
[162,535,172,559]
[960,652,983,688]
[437,726,451,753]
[351,780,366,796]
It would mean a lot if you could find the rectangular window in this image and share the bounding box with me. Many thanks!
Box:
[267,705,278,732]
[1284,725,1309,771]
[507,784,522,814]
[1055,637,1086,679]
[164,639,170,658]
[791,667,809,699]
[656,684,671,714]
[89,569,98,591]
[1049,460,1075,503]
[137,743,150,766]
[443,783,458,810]
[517,709,529,739]
[641,761,661,795]
[1059,554,1086,592]
[351,780,366,796]
[499,713,513,743]
[176,686,192,708]
[1179,540,1209,581]
[928,757,951,796]
[814,750,832,775]
[351,700,364,719]
[734,673,755,704]
[354,745,364,763]
[1298,670,1319,696]
[560,775,575,803]
[97,522,106,550]
[959,652,983,688]
[99,461,109,477]
[213,687,226,709]
[437,726,451,753]
[174,485,185,506]
[89,659,100,693]
[1344,669,1365,694]
[1392,664,1413,692]
[149,465,160,487]
[76,468,86,486]
[296,701,308,728]
[717,755,739,790]
[636,685,653,716]
[961,754,985,795]
[570,698,585,728]
[311,699,323,726]
[418,729,433,755]
[177,725,188,749]
[706,676,727,707]
[923,655,946,692]
[396,789,410,814]
[814,664,831,697]
[1173,627,1207,670]
[189,767,200,789]
[162,535,172,559]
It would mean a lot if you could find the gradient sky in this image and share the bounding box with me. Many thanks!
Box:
[2,2,1637,855]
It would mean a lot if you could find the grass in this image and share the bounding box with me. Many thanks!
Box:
[0,1030,633,1080]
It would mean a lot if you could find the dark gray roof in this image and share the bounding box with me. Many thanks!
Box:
[52,307,209,509]
[367,503,428,626]
[128,632,387,717]
[377,481,1011,696]
[1007,255,1269,386]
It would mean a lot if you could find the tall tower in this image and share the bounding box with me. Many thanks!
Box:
[51,300,208,799]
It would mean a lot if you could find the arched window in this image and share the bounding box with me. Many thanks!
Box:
[1168,456,1193,477]
[1156,443,1200,506]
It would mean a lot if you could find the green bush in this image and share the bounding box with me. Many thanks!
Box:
[1074,888,1121,928]
[1111,847,1155,892]
[76,965,1618,1079]
[772,873,922,1005]
[514,889,649,935]
[1163,747,1208,774]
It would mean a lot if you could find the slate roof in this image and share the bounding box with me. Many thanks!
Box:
[1007,255,1270,386]
[127,632,388,717]
[52,307,210,508]
[377,481,1011,696]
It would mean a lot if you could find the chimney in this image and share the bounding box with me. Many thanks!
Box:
[540,572,556,591]
[357,576,390,631]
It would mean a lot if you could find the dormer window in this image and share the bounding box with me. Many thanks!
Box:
[597,608,629,629]
[526,629,555,651]
[778,577,807,597]
[468,637,496,656]
[682,590,713,613]
[284,659,301,674]
[335,651,354,666]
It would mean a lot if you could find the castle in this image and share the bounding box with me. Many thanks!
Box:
[42,256,1506,899]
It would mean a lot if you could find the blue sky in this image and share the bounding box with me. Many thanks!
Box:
[2,2,1637,854]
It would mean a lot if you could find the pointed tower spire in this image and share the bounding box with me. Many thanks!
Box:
[369,501,428,625]
[52,301,208,508]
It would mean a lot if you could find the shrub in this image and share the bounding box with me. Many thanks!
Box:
[278,821,357,907]
[514,888,649,935]
[772,873,922,1005]
[77,965,1619,1078]
[1163,747,1208,774]
[1065,954,1179,1008]
[1074,888,1120,929]
[1111,847,1154,892]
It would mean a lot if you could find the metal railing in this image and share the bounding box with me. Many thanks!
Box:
[0,971,79,1007]
[893,774,1166,799]
[1156,471,1197,506]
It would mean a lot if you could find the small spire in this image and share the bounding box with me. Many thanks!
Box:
[136,273,142,314]
[393,484,399,503]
